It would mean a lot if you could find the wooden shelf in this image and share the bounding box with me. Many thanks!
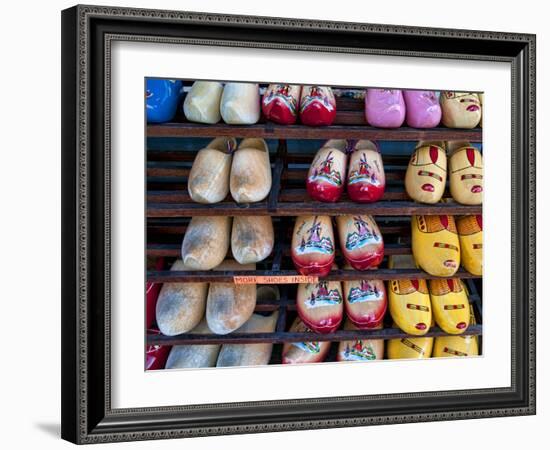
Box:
[148,122,482,142]
[146,267,479,283]
[147,199,481,218]
[147,324,482,346]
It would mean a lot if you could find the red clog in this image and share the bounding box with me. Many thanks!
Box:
[261,84,301,125]
[306,139,347,203]
[299,86,336,126]
[336,215,384,270]
[346,140,386,203]
[291,215,335,277]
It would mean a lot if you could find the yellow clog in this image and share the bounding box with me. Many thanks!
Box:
[411,215,460,276]
[448,141,483,205]
[433,334,479,358]
[404,141,447,204]
[429,278,470,334]
[387,336,434,359]
[457,215,483,275]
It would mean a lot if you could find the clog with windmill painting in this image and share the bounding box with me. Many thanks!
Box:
[346,140,386,203]
[291,215,335,277]
[299,85,336,126]
[296,270,343,334]
[306,139,347,202]
[282,317,331,364]
[261,84,301,125]
[336,214,384,270]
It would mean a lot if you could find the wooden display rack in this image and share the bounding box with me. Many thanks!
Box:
[146,85,483,354]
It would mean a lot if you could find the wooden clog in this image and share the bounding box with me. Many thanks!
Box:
[448,141,483,205]
[146,79,183,123]
[299,86,336,126]
[230,138,272,203]
[282,317,331,364]
[216,312,278,367]
[296,272,343,334]
[206,260,256,335]
[336,215,384,270]
[181,216,231,270]
[164,320,220,369]
[261,84,301,125]
[220,83,261,124]
[404,141,447,204]
[440,91,481,128]
[433,334,479,358]
[306,139,347,202]
[183,81,223,124]
[343,268,387,329]
[387,336,434,359]
[231,216,274,264]
[429,278,470,334]
[388,278,431,336]
[291,215,335,276]
[155,259,208,336]
[346,140,386,203]
[403,90,442,128]
[411,215,460,277]
[365,89,406,128]
[188,137,236,204]
[337,320,384,362]
[457,215,483,276]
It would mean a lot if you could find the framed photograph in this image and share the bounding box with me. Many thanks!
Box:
[61,4,536,444]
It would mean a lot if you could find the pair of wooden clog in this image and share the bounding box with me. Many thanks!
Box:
[388,328,479,360]
[388,255,470,336]
[307,139,385,203]
[188,137,272,204]
[155,259,257,337]
[411,214,483,277]
[183,81,261,125]
[165,287,279,369]
[291,214,384,276]
[262,84,336,126]
[283,318,387,365]
[405,141,483,205]
[365,89,442,129]
[440,92,482,129]
[181,216,274,269]
[295,269,387,334]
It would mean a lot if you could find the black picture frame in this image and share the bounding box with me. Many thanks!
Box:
[61,4,536,444]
